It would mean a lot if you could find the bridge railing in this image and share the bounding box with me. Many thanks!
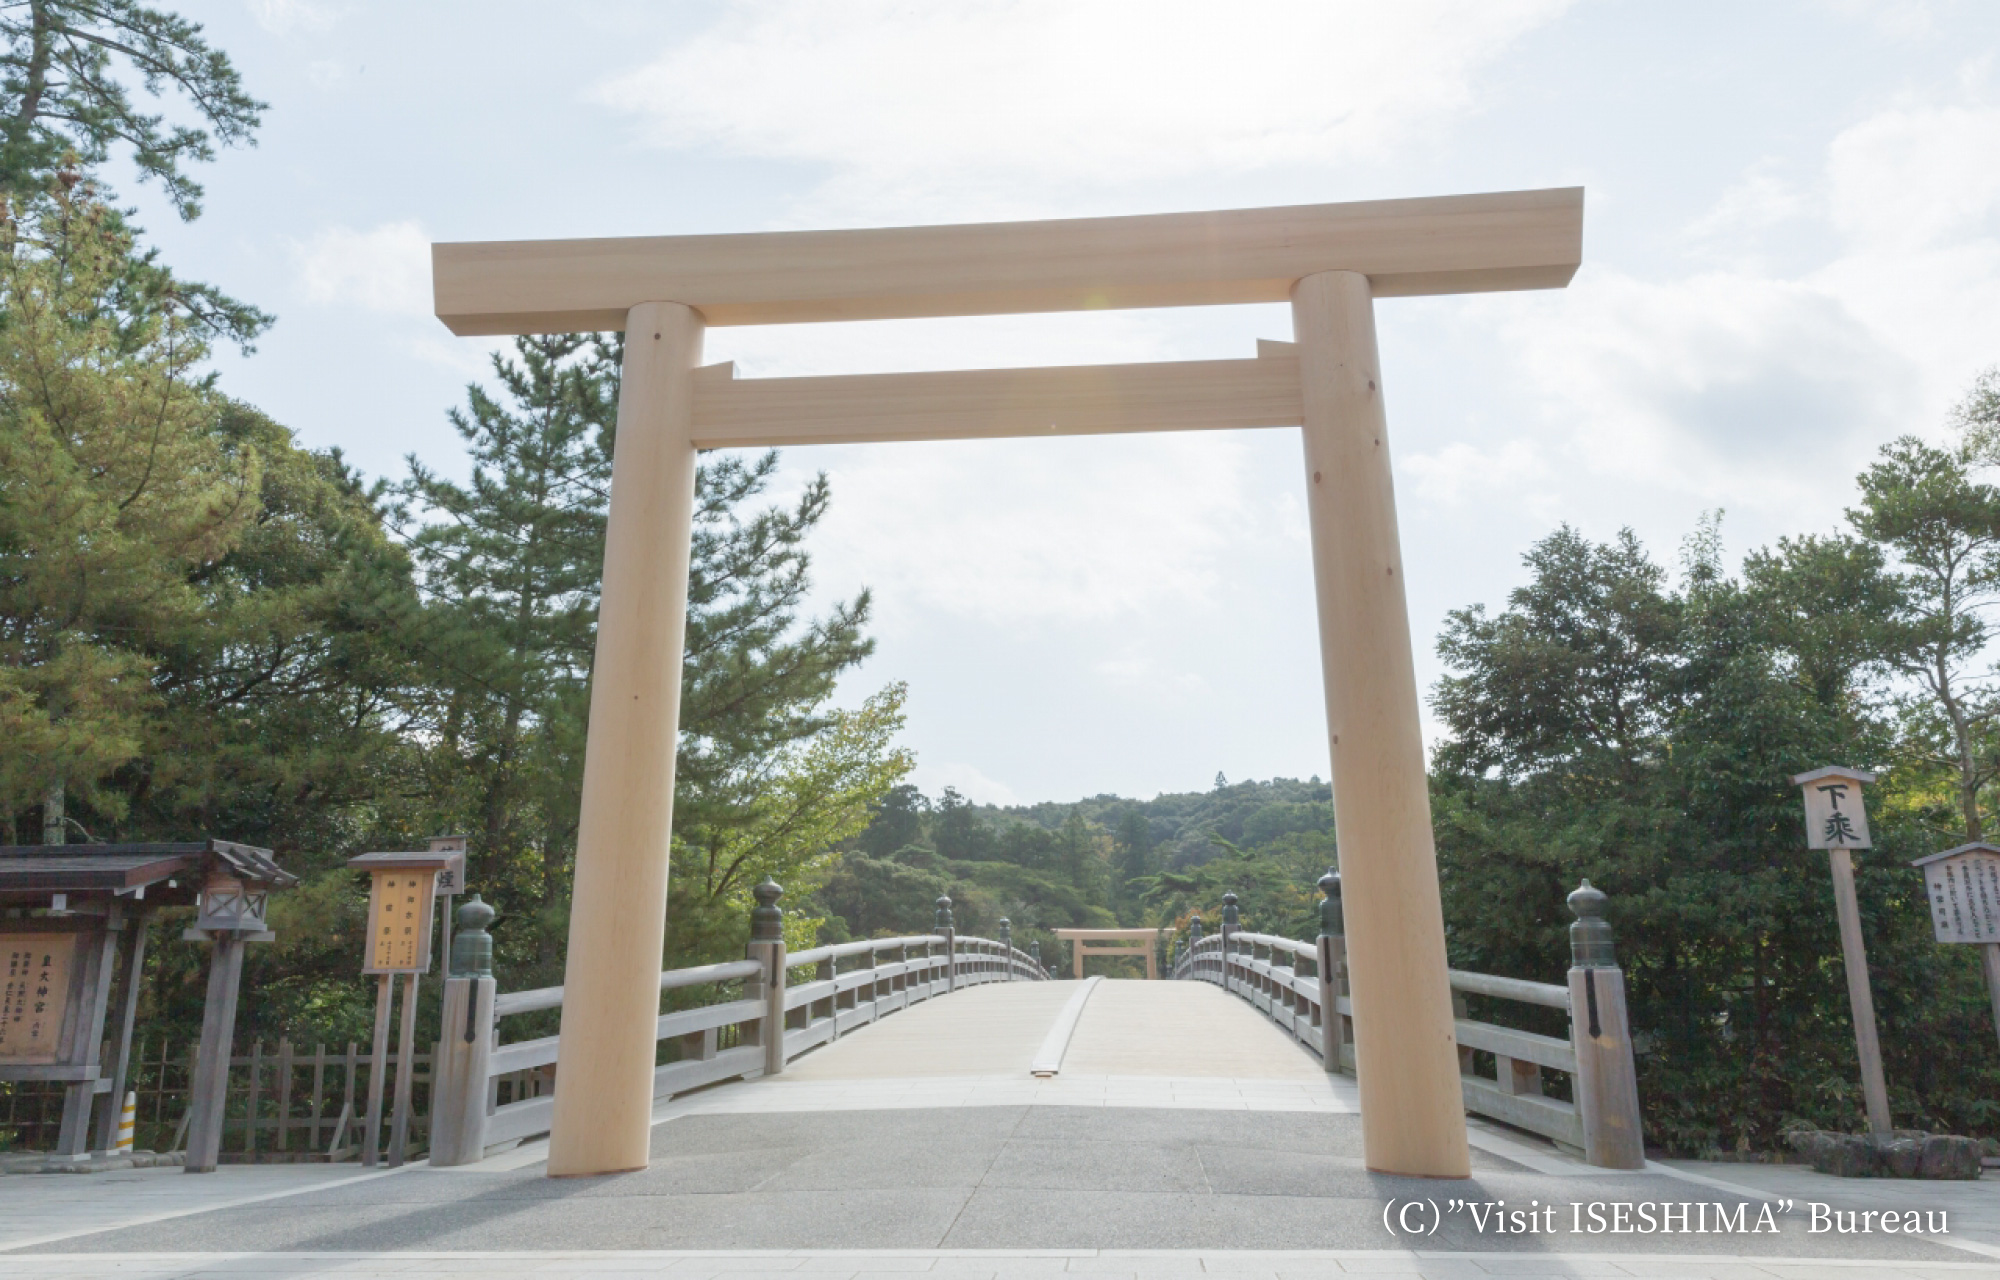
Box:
[428,886,1045,1165]
[1170,877,1643,1170]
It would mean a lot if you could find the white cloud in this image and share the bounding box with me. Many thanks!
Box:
[911,760,1019,807]
[1682,164,1810,249]
[1826,102,2000,251]
[594,0,1574,220]
[246,0,342,36]
[294,221,432,317]
[793,428,1280,630]
[1497,91,2000,533]
[1508,268,1910,513]
[1402,439,1550,510]
[1094,651,1213,703]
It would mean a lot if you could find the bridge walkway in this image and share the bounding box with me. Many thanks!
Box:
[1,981,1994,1278]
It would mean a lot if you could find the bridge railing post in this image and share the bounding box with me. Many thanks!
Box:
[1566,880,1644,1169]
[935,896,956,992]
[747,877,787,1078]
[1220,893,1239,994]
[431,896,497,1167]
[1315,869,1348,1074]
[1187,914,1205,983]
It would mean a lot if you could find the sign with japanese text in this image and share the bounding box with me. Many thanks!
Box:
[1796,769,1873,850]
[1915,846,2000,945]
[364,871,437,974]
[0,934,76,1064]
[429,838,466,897]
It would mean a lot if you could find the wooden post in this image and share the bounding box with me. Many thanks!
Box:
[1568,966,1644,1168]
[547,300,703,1178]
[430,975,496,1166]
[747,877,787,1078]
[1985,944,2000,1053]
[389,972,420,1165]
[936,896,957,992]
[361,972,392,1167]
[1220,893,1239,996]
[1828,848,1892,1134]
[276,1039,295,1153]
[309,1044,326,1150]
[94,910,149,1154]
[183,932,245,1173]
[245,1041,262,1156]
[1292,269,1469,1179]
[55,909,122,1157]
[1566,881,1644,1169]
[1316,870,1347,1074]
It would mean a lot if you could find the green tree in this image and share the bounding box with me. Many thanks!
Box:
[1431,517,1997,1151]
[0,184,256,840]
[0,6,269,344]
[396,335,888,985]
[0,0,261,220]
[667,683,913,962]
[1848,436,2000,839]
[397,334,616,968]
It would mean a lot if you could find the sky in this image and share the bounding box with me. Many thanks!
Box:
[115,0,2000,806]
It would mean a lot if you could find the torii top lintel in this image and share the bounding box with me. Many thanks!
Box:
[431,187,1582,336]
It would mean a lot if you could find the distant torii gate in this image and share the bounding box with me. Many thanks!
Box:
[429,188,1583,1180]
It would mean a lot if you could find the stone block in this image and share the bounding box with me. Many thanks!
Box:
[1877,1133,1924,1178]
[1784,1127,1984,1179]
[1918,1134,1983,1180]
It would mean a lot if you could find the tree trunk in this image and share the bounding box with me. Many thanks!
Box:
[41,781,64,845]
[1940,666,1984,840]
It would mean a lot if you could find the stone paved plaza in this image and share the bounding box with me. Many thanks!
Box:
[3,983,1995,1280]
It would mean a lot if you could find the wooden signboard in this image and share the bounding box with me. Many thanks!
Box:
[0,933,77,1064]
[1914,844,2000,945]
[364,870,437,974]
[1797,766,1874,849]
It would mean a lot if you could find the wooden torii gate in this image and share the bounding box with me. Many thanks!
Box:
[429,188,1583,1180]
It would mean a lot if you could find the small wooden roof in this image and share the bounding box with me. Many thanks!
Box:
[347,850,455,871]
[0,840,296,904]
[1912,842,2000,868]
[1790,765,1877,787]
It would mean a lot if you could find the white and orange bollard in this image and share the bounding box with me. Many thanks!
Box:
[117,1091,136,1154]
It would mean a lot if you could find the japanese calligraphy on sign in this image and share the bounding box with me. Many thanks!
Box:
[0,934,75,1064]
[428,837,466,897]
[1912,844,2000,945]
[1792,766,1875,850]
[363,871,437,974]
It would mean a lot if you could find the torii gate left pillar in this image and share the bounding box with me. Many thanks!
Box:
[430,188,1583,1178]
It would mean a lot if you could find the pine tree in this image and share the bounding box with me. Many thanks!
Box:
[0,3,270,343]
[0,182,258,838]
[398,334,618,970]
[401,335,889,979]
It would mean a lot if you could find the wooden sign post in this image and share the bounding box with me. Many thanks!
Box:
[1792,766,1890,1134]
[348,849,450,1167]
[1910,842,2000,1051]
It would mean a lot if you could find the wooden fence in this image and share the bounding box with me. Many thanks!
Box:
[0,1037,433,1161]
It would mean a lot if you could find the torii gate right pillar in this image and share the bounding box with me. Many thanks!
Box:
[1294,270,1471,1178]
